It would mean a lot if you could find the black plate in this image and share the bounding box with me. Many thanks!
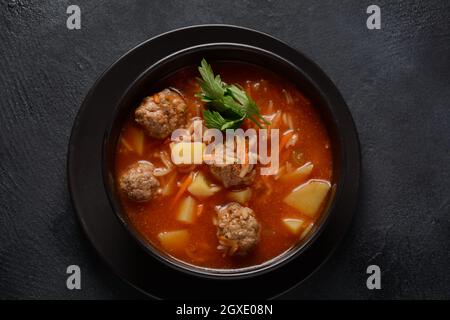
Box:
[68,24,360,299]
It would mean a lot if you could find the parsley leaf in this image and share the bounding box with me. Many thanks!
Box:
[203,110,245,131]
[196,59,270,130]
[227,84,271,126]
[196,59,225,101]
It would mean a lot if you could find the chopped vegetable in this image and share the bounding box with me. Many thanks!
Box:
[153,167,172,176]
[171,173,194,208]
[177,196,197,224]
[159,150,173,169]
[187,171,220,198]
[279,162,314,183]
[170,142,205,165]
[283,180,331,218]
[125,127,144,155]
[282,218,305,234]
[161,173,177,196]
[153,151,174,177]
[196,59,270,130]
[158,230,189,253]
[286,133,298,148]
[196,204,204,217]
[227,188,252,204]
[279,130,294,150]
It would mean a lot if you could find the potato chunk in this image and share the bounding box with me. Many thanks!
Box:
[170,142,205,165]
[283,180,330,218]
[122,127,144,155]
[187,172,220,198]
[227,188,252,205]
[177,196,197,224]
[158,230,189,253]
[279,162,313,183]
[282,218,305,234]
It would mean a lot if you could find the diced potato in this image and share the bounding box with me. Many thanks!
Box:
[161,173,177,196]
[227,188,252,204]
[176,195,197,224]
[283,180,331,218]
[158,230,189,253]
[187,172,220,198]
[282,218,305,235]
[170,142,205,165]
[127,127,144,155]
[279,162,313,183]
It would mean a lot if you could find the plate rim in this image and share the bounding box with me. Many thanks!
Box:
[67,24,361,299]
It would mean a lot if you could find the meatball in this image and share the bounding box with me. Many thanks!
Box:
[209,163,255,188]
[215,202,260,256]
[135,88,187,139]
[119,161,160,202]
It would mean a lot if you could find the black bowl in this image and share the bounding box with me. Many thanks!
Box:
[104,44,345,278]
[69,24,360,298]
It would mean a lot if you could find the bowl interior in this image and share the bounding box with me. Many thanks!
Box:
[103,44,343,278]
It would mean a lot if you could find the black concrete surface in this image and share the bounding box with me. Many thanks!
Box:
[0,0,449,299]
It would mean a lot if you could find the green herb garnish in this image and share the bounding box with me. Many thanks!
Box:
[196,59,270,131]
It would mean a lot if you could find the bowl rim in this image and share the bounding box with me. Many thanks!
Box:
[102,43,345,279]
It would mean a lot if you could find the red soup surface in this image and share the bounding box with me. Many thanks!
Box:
[114,62,333,269]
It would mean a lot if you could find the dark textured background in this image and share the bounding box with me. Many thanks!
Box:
[0,0,449,299]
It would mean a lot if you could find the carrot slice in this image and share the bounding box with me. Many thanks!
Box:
[171,173,194,209]
[196,204,204,217]
[279,131,294,150]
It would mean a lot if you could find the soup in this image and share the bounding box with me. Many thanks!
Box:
[114,61,333,269]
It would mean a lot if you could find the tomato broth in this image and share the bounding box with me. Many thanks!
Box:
[115,62,333,269]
